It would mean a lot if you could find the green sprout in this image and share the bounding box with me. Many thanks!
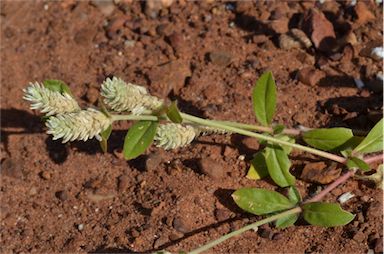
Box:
[23,72,383,254]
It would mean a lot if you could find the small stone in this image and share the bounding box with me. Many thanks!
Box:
[29,187,38,196]
[279,29,312,50]
[300,162,341,184]
[55,190,68,201]
[354,1,375,26]
[77,224,84,231]
[85,86,99,104]
[40,170,51,180]
[297,67,325,86]
[146,152,163,171]
[272,233,283,240]
[156,24,172,37]
[241,137,260,151]
[259,228,273,239]
[353,231,365,242]
[208,51,233,67]
[0,158,24,179]
[172,217,190,234]
[117,175,129,192]
[169,231,183,241]
[167,32,187,56]
[301,9,337,53]
[374,237,383,253]
[90,0,115,16]
[214,208,231,221]
[252,35,269,44]
[268,18,289,34]
[198,158,225,179]
[153,235,168,249]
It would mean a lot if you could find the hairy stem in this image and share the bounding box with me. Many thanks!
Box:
[188,207,302,254]
[180,113,346,163]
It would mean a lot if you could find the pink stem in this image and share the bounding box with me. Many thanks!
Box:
[363,153,383,164]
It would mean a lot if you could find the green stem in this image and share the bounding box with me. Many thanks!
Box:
[188,207,302,254]
[180,113,346,164]
[110,113,345,163]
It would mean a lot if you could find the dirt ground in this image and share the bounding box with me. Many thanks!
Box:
[1,1,383,253]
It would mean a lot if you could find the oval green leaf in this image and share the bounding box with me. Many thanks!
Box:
[43,79,73,96]
[303,202,355,227]
[123,121,159,160]
[264,145,295,187]
[287,186,301,204]
[275,213,299,229]
[246,152,269,180]
[252,71,276,126]
[274,134,295,154]
[303,128,354,151]
[99,124,112,153]
[346,157,370,171]
[353,119,383,154]
[232,188,294,215]
[166,101,183,123]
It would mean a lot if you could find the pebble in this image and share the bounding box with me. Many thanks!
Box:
[55,190,68,201]
[198,158,225,179]
[259,228,274,240]
[0,158,24,179]
[354,1,375,26]
[374,237,383,253]
[214,208,231,221]
[208,51,233,67]
[268,18,289,34]
[297,67,325,86]
[241,137,260,151]
[279,29,312,50]
[169,231,183,241]
[300,162,341,184]
[40,170,51,180]
[78,224,84,231]
[29,187,38,196]
[172,217,190,234]
[301,9,337,53]
[167,32,186,56]
[117,175,129,192]
[90,0,115,16]
[146,152,163,171]
[353,231,365,242]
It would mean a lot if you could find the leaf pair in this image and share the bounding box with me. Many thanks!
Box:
[232,187,354,228]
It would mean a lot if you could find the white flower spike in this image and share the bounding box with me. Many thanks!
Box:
[23,82,80,116]
[46,108,112,143]
[101,77,163,114]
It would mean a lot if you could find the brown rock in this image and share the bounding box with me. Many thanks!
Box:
[0,158,24,179]
[297,67,325,86]
[301,9,337,53]
[117,175,129,192]
[172,217,190,234]
[353,231,365,242]
[209,51,233,67]
[301,162,341,184]
[269,18,289,34]
[90,0,115,16]
[148,59,191,96]
[354,2,375,26]
[40,170,51,180]
[198,157,225,179]
[167,32,187,57]
[55,190,68,201]
[214,208,232,221]
[374,237,383,253]
[146,152,163,171]
[241,137,260,151]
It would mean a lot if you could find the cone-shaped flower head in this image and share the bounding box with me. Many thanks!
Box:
[154,123,198,150]
[101,77,163,114]
[46,108,112,143]
[23,82,80,116]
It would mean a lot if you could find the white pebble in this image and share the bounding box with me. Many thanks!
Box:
[371,47,384,60]
[78,224,84,231]
[338,192,355,204]
[44,4,49,10]
[354,79,365,89]
[238,155,245,161]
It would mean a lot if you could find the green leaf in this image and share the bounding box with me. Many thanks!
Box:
[166,101,183,123]
[353,119,383,154]
[287,186,301,204]
[246,152,269,180]
[264,145,295,187]
[43,79,73,96]
[275,213,299,229]
[273,134,295,154]
[232,188,294,215]
[273,124,285,135]
[99,125,112,153]
[123,121,158,160]
[339,136,365,157]
[303,202,355,227]
[346,157,370,171]
[303,128,354,151]
[252,71,276,126]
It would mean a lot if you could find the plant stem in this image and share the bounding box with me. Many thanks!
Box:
[111,114,160,122]
[180,113,346,164]
[188,207,302,254]
[363,153,383,164]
